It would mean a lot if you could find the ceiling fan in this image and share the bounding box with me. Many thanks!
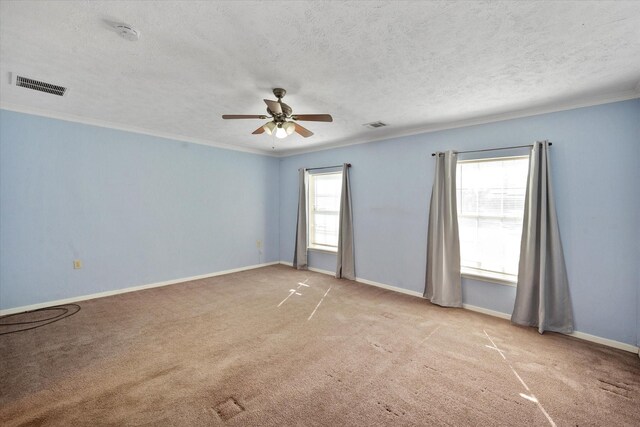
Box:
[222,88,333,139]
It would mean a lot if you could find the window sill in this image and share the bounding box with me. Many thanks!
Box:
[461,272,517,287]
[308,246,337,254]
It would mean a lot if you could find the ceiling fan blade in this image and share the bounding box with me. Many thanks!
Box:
[292,114,333,122]
[294,123,314,138]
[252,125,265,135]
[222,115,267,119]
[263,99,282,115]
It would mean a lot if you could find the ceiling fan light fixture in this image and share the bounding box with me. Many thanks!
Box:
[275,124,288,139]
[283,121,295,135]
[221,88,332,141]
[263,121,276,135]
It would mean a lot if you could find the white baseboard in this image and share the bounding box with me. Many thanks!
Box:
[566,330,639,354]
[0,261,279,316]
[280,261,639,355]
[462,303,512,320]
[283,261,424,297]
[279,261,424,298]
[355,277,423,298]
[461,304,639,353]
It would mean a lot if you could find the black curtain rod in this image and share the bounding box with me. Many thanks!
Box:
[431,142,552,156]
[299,163,351,171]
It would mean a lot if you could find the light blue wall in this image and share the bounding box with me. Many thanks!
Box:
[279,99,640,346]
[0,110,280,309]
[2,100,639,347]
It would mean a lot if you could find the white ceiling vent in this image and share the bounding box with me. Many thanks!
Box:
[13,74,67,96]
[114,24,140,41]
[363,121,387,129]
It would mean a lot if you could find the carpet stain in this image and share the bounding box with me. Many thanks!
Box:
[377,401,405,417]
[214,397,245,421]
[371,342,393,353]
[326,372,343,383]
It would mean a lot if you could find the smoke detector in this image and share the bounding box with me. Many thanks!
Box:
[114,24,140,41]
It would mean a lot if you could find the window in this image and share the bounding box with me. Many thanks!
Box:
[456,156,529,283]
[307,170,342,252]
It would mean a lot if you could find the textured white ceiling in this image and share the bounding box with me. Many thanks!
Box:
[1,1,639,155]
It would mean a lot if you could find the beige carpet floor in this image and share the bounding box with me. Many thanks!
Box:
[1,264,639,426]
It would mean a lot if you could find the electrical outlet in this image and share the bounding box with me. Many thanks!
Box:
[73,259,82,269]
[256,240,262,249]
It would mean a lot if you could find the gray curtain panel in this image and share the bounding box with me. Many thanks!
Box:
[424,151,462,307]
[293,168,308,270]
[512,141,574,333]
[336,164,355,280]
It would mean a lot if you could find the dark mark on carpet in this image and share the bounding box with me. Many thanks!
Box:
[214,397,245,421]
[377,401,405,417]
[598,378,633,392]
[371,342,393,353]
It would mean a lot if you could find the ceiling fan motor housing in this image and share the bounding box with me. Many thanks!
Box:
[266,105,292,121]
[268,88,292,120]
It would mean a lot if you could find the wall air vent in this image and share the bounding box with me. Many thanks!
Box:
[14,75,67,96]
[363,121,387,129]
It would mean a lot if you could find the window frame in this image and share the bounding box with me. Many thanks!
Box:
[456,154,530,286]
[306,169,343,253]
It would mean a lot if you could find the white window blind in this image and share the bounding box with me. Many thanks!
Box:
[456,156,529,282]
[308,171,342,251]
